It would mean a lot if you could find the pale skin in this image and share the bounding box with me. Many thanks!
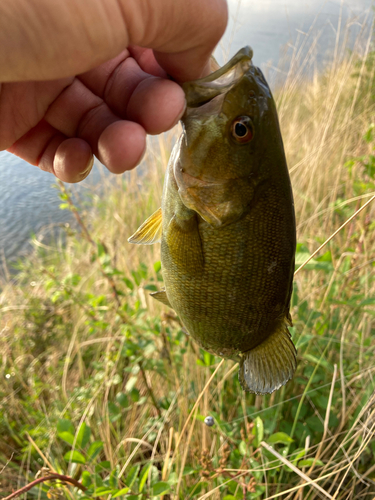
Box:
[0,0,228,182]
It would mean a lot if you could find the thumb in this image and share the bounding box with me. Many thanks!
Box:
[122,0,228,81]
[0,0,227,82]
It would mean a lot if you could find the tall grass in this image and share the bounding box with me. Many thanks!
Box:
[1,19,375,500]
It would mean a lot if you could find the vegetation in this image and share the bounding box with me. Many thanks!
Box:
[1,23,375,500]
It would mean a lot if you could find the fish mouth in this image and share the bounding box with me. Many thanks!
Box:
[182,46,253,108]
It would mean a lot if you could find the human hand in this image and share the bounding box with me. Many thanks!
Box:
[0,0,227,182]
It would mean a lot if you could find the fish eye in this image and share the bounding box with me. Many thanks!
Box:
[231,116,254,143]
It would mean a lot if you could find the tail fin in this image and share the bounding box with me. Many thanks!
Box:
[239,321,297,395]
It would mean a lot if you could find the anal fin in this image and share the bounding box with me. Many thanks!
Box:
[128,208,162,245]
[165,214,204,275]
[239,321,297,395]
[150,289,172,308]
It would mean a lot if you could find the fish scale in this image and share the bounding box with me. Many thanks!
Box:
[129,47,297,394]
[163,189,292,353]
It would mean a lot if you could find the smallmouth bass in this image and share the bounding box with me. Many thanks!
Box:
[129,47,297,394]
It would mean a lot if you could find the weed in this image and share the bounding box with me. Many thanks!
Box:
[1,21,375,500]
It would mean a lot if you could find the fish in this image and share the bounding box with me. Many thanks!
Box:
[129,47,297,395]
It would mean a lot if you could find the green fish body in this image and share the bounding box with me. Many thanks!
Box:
[129,47,297,394]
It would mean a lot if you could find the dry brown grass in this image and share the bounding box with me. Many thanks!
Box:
[1,19,375,500]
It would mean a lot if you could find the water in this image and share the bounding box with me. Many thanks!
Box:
[0,151,103,265]
[221,0,373,61]
[0,0,373,263]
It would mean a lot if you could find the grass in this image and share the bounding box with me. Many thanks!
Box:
[1,20,375,500]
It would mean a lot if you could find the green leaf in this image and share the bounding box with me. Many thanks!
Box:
[125,464,140,488]
[97,242,106,258]
[76,422,91,448]
[122,277,134,290]
[250,485,266,498]
[295,250,333,272]
[298,458,324,467]
[81,471,92,487]
[153,261,161,273]
[296,243,310,253]
[63,273,81,287]
[87,441,103,461]
[150,465,160,484]
[359,298,375,307]
[95,460,111,473]
[64,450,86,464]
[108,402,121,422]
[238,440,247,456]
[303,354,331,370]
[112,488,130,498]
[144,284,158,292]
[306,415,324,433]
[58,431,75,446]
[139,463,151,492]
[93,486,113,496]
[131,270,141,286]
[126,376,138,392]
[152,481,170,496]
[253,417,264,447]
[295,252,311,265]
[130,388,140,402]
[51,290,62,303]
[109,467,118,488]
[223,496,238,500]
[291,448,307,465]
[116,392,129,408]
[167,471,178,485]
[138,262,148,278]
[57,419,75,435]
[203,350,216,366]
[316,250,332,263]
[268,432,294,445]
[364,123,375,143]
[183,466,196,476]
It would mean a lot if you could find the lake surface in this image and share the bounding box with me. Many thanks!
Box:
[219,0,374,71]
[0,0,373,264]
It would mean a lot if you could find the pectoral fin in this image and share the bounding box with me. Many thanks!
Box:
[150,289,172,308]
[128,208,162,245]
[239,320,297,395]
[165,214,204,275]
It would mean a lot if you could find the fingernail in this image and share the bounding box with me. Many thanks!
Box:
[172,99,187,127]
[78,155,94,181]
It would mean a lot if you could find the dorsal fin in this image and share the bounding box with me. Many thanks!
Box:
[165,214,204,276]
[128,208,162,245]
[239,319,297,395]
